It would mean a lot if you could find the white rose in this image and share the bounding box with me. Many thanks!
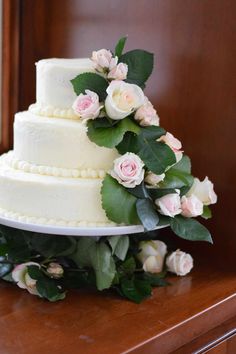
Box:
[137,240,167,273]
[166,250,193,276]
[105,80,145,120]
[47,262,64,279]
[111,152,144,188]
[108,62,128,80]
[72,90,102,120]
[12,262,40,296]
[145,172,165,186]
[155,190,182,217]
[160,132,183,163]
[134,101,160,126]
[181,194,203,217]
[187,177,217,205]
[91,49,115,72]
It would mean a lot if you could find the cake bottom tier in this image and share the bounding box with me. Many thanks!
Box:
[0,158,113,227]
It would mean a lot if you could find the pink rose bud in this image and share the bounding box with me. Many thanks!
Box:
[160,132,183,162]
[111,152,145,188]
[187,177,217,206]
[181,194,203,217]
[155,190,182,217]
[134,101,160,126]
[12,262,40,296]
[91,49,115,72]
[108,62,128,81]
[47,262,64,279]
[72,90,102,120]
[166,250,194,276]
[137,240,167,273]
[145,172,165,186]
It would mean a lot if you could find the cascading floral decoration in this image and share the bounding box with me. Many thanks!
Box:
[0,37,217,303]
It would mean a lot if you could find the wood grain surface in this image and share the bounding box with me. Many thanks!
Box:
[0,263,235,354]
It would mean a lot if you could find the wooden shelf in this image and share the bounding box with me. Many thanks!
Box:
[0,262,235,354]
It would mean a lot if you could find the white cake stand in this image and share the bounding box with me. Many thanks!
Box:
[0,215,168,237]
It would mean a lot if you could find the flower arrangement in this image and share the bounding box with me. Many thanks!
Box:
[0,37,217,302]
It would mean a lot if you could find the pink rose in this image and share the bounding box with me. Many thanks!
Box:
[166,250,193,276]
[134,101,160,126]
[137,240,168,273]
[160,132,183,162]
[187,177,217,205]
[12,262,40,296]
[108,62,128,81]
[72,90,102,120]
[111,152,145,188]
[181,194,203,217]
[91,49,116,72]
[155,190,182,217]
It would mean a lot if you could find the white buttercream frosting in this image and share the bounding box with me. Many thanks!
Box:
[3,151,107,179]
[13,111,119,170]
[35,58,94,113]
[0,157,111,225]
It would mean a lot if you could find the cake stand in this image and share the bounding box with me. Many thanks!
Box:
[0,215,168,237]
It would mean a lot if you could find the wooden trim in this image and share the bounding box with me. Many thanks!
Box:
[1,0,20,153]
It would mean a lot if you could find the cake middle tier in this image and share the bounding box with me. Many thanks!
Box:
[14,111,119,170]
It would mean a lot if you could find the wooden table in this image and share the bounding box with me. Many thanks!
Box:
[0,261,235,354]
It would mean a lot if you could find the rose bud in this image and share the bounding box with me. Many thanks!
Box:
[159,132,183,163]
[187,177,217,205]
[137,240,167,273]
[91,49,115,72]
[47,262,64,279]
[166,250,193,276]
[134,101,160,126]
[181,194,203,217]
[12,262,40,296]
[145,172,165,186]
[155,190,182,217]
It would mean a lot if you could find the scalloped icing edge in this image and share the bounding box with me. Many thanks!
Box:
[29,103,79,120]
[0,206,116,228]
[3,152,107,179]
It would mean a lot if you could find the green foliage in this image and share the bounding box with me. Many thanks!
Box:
[119,49,154,88]
[170,215,213,243]
[71,72,108,101]
[161,155,193,189]
[101,175,140,225]
[87,117,140,148]
[71,237,116,290]
[108,236,129,261]
[115,36,127,57]
[120,276,152,303]
[0,257,12,277]
[30,235,77,257]
[201,205,212,219]
[28,265,66,302]
[136,199,159,231]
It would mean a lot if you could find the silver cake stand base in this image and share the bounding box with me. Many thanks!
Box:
[0,215,168,236]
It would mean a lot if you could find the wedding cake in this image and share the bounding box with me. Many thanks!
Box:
[0,59,119,226]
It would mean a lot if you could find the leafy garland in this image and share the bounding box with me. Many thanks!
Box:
[71,36,216,242]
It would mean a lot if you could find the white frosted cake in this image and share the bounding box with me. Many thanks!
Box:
[0,59,119,226]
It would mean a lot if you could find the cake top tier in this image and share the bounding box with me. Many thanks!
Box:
[30,58,94,118]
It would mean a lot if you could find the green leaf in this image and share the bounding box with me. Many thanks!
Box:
[120,257,136,273]
[201,206,212,219]
[136,199,159,231]
[0,226,31,261]
[127,182,150,199]
[115,36,127,57]
[71,72,108,101]
[148,188,178,199]
[31,235,77,258]
[141,272,168,287]
[108,236,129,261]
[116,132,139,155]
[139,126,166,140]
[161,156,193,189]
[27,265,44,280]
[0,243,9,256]
[120,277,152,303]
[119,49,154,88]
[87,117,140,148]
[138,141,176,175]
[90,242,116,290]
[0,257,12,277]
[63,270,96,289]
[101,175,140,225]
[170,215,213,243]
[71,238,116,290]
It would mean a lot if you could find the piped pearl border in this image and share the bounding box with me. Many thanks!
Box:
[3,152,107,179]
[0,207,116,227]
[29,103,79,120]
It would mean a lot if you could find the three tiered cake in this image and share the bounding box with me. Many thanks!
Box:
[0,59,119,226]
